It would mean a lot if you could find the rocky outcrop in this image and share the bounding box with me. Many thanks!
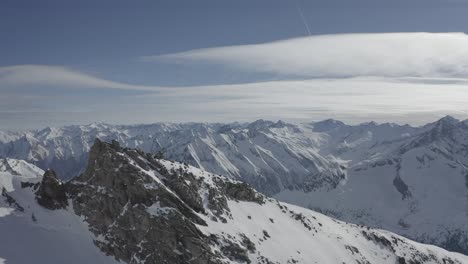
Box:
[392,175,412,200]
[3,140,468,264]
[222,181,264,204]
[59,138,279,263]
[66,139,220,264]
[35,169,68,209]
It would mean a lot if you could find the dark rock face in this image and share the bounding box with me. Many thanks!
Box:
[65,139,223,264]
[219,238,251,264]
[222,181,264,204]
[35,169,68,209]
[392,176,412,200]
[162,164,206,214]
[465,173,468,189]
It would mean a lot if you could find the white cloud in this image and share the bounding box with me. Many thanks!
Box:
[124,77,468,125]
[0,65,166,91]
[146,32,468,78]
[2,76,468,129]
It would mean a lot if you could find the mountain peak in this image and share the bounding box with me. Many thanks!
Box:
[359,121,378,126]
[435,115,459,126]
[312,119,346,132]
[247,119,274,130]
[423,115,459,137]
[271,120,296,129]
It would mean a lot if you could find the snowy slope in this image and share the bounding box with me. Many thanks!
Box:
[1,142,468,263]
[0,158,118,264]
[1,117,468,255]
[159,160,468,264]
[277,116,468,253]
[0,121,346,195]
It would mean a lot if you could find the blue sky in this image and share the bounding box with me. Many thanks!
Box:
[3,0,468,129]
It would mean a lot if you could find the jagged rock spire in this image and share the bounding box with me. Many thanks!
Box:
[35,169,68,209]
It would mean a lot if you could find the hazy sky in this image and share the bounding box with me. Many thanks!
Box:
[3,0,468,129]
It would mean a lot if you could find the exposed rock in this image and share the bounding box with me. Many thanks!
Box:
[61,139,267,263]
[66,139,220,264]
[393,176,412,200]
[162,166,205,214]
[465,172,468,189]
[220,240,251,264]
[2,140,468,264]
[35,169,68,209]
[222,181,264,204]
[239,233,256,253]
[207,187,229,220]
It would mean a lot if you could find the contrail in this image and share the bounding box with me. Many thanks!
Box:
[296,3,311,36]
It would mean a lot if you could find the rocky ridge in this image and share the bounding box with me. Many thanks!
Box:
[2,140,467,263]
[2,117,468,256]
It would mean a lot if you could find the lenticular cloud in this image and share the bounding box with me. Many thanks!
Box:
[149,32,468,78]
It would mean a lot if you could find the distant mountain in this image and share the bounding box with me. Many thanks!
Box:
[1,116,467,254]
[0,121,346,195]
[277,116,468,254]
[1,141,467,264]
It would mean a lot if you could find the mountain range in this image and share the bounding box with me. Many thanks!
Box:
[0,116,467,255]
[1,140,467,263]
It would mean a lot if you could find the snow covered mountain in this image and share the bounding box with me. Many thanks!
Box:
[0,158,116,264]
[1,140,467,264]
[276,116,468,254]
[1,116,467,255]
[0,121,346,195]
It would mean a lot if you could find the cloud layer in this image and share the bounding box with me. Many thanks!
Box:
[147,32,468,78]
[3,76,468,129]
[4,31,468,129]
[0,65,165,91]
